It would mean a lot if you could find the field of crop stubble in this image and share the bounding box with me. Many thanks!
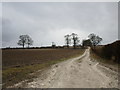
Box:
[2,48,85,87]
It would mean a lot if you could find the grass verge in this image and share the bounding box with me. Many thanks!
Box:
[2,49,85,88]
[90,49,119,72]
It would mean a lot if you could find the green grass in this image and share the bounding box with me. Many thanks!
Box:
[2,49,85,88]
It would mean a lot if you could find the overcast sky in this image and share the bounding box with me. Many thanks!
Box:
[2,2,118,47]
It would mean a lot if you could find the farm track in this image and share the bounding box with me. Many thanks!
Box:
[26,48,118,88]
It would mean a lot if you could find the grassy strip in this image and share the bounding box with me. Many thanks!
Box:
[90,49,119,72]
[3,49,85,88]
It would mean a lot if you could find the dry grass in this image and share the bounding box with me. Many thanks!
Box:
[90,49,119,72]
[2,48,85,88]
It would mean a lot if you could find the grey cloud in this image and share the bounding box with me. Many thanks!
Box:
[2,2,118,47]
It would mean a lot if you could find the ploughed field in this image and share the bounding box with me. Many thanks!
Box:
[3,49,84,69]
[2,48,85,87]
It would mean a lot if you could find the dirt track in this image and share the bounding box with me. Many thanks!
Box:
[26,48,118,88]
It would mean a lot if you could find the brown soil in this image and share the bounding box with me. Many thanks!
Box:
[2,49,84,69]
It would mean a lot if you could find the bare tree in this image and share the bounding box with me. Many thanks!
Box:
[88,33,102,46]
[71,33,80,49]
[17,35,33,48]
[64,34,71,48]
[26,35,33,48]
[18,35,27,48]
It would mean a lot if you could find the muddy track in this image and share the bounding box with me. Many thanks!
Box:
[26,48,118,88]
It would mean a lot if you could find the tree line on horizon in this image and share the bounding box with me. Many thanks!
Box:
[64,33,102,49]
[17,33,102,49]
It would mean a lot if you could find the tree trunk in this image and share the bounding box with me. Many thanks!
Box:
[67,44,69,48]
[74,40,76,49]
[23,43,24,48]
